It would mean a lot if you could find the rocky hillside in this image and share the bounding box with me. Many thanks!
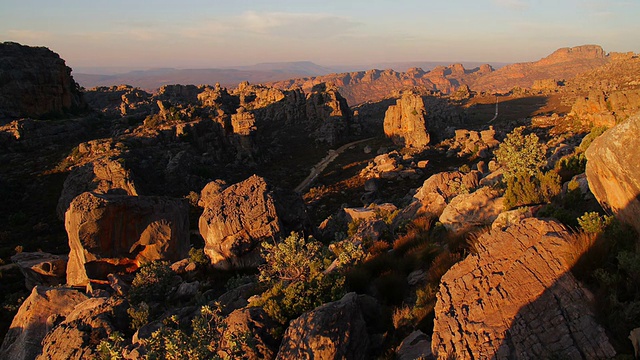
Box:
[0,42,86,120]
[2,42,640,359]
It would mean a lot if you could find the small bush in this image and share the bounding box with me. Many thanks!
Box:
[427,251,461,284]
[259,232,324,284]
[129,261,175,305]
[579,126,608,152]
[97,331,125,360]
[503,170,561,210]
[459,164,471,174]
[495,126,547,181]
[127,302,150,330]
[577,212,612,234]
[188,248,209,267]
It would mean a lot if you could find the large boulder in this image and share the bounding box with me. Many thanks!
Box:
[65,192,190,286]
[37,297,129,360]
[0,42,85,120]
[218,307,280,359]
[438,186,504,233]
[199,175,310,269]
[0,286,89,360]
[383,92,430,148]
[585,113,640,239]
[276,292,370,360]
[431,218,616,359]
[56,158,139,220]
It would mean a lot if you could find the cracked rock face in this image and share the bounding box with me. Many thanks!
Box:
[431,218,615,359]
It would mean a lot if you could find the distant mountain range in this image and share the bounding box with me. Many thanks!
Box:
[72,60,510,92]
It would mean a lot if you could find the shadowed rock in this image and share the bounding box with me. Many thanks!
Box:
[0,42,86,119]
[11,252,67,289]
[276,292,370,360]
[65,192,189,286]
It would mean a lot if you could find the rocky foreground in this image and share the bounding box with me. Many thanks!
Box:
[1,42,640,359]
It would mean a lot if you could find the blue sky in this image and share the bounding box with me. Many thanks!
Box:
[1,0,638,69]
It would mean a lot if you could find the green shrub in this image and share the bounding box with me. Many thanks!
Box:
[503,170,561,209]
[189,248,209,266]
[259,232,325,284]
[97,331,125,360]
[579,126,608,152]
[459,164,471,174]
[494,126,547,181]
[129,261,175,305]
[577,212,612,234]
[127,301,150,330]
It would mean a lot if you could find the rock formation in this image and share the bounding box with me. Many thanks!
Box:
[0,42,85,119]
[439,186,505,234]
[10,252,67,289]
[0,286,89,360]
[198,175,309,269]
[276,292,370,360]
[219,307,279,359]
[65,192,189,286]
[57,158,139,219]
[585,113,640,237]
[306,83,352,145]
[432,218,616,359]
[37,296,129,360]
[383,92,430,148]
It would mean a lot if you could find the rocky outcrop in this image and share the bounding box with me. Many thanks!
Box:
[396,330,432,360]
[276,292,370,360]
[585,113,640,237]
[306,83,352,145]
[38,296,129,360]
[218,307,280,359]
[0,42,85,119]
[398,171,482,221]
[199,175,309,269]
[383,93,430,148]
[571,89,640,127]
[83,85,152,118]
[56,158,139,219]
[65,192,189,286]
[432,218,616,359]
[0,286,89,360]
[439,186,504,234]
[11,252,67,289]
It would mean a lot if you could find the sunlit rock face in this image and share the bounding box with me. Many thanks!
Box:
[586,113,640,239]
[432,218,616,359]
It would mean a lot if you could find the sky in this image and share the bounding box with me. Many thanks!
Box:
[1,0,638,70]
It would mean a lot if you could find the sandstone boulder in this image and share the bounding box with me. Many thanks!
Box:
[37,296,129,360]
[0,286,89,360]
[11,252,67,289]
[276,292,370,360]
[432,218,616,359]
[65,192,189,286]
[585,113,640,239]
[57,158,139,220]
[198,175,309,269]
[306,83,352,146]
[0,42,85,119]
[218,307,280,360]
[439,186,504,233]
[383,92,430,148]
[396,330,432,360]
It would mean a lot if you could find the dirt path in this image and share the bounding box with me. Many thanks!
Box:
[294,137,375,193]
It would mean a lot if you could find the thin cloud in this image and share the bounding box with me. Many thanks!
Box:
[492,0,530,10]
